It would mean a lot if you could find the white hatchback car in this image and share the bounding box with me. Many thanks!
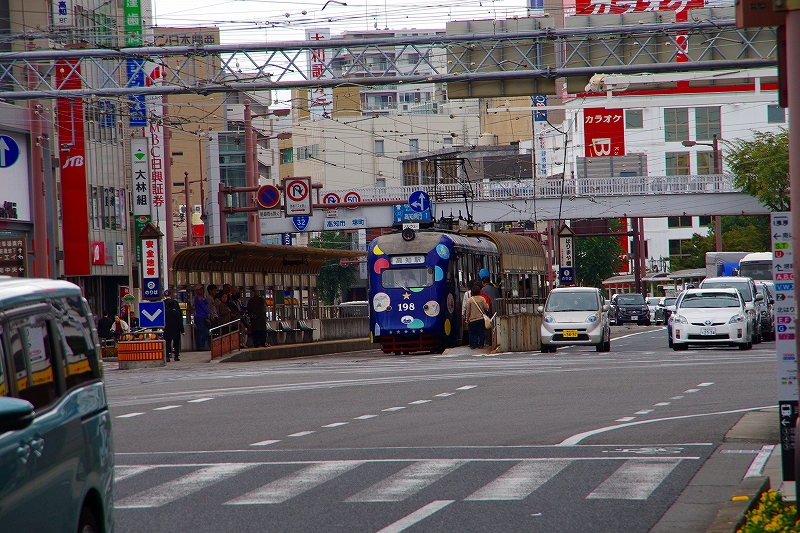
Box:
[670,288,753,351]
[539,287,610,353]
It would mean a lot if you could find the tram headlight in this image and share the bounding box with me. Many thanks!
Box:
[401,227,416,241]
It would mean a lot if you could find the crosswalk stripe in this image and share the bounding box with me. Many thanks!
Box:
[375,500,455,533]
[114,465,156,483]
[346,460,465,502]
[225,461,363,505]
[115,463,256,509]
[464,460,572,501]
[586,459,680,500]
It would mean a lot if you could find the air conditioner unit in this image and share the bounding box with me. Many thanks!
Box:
[194,205,202,213]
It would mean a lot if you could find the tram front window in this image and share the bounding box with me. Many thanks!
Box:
[382,268,434,289]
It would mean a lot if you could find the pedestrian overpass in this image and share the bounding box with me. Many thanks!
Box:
[250,174,768,234]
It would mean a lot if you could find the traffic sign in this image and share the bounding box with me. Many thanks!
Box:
[257,184,280,209]
[292,216,309,232]
[559,267,574,285]
[138,301,165,328]
[284,177,312,216]
[408,190,430,213]
[0,135,20,168]
[344,191,361,210]
[323,192,341,204]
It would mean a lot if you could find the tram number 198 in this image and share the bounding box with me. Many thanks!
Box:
[398,303,415,311]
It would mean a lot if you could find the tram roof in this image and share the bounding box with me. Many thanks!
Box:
[171,242,365,275]
[460,230,547,274]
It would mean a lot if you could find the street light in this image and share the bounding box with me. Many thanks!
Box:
[682,133,722,252]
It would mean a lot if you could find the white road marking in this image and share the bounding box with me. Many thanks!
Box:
[346,460,466,502]
[115,463,256,508]
[684,388,700,393]
[288,431,315,437]
[615,417,636,422]
[587,459,680,500]
[114,465,156,482]
[321,422,349,428]
[558,405,773,446]
[745,445,775,478]
[250,440,281,446]
[188,398,214,403]
[354,415,378,420]
[374,500,455,533]
[409,400,431,405]
[117,412,145,418]
[464,460,572,501]
[670,396,685,400]
[456,385,477,390]
[634,410,653,415]
[698,382,715,387]
[653,402,671,407]
[154,405,181,411]
[382,407,406,412]
[435,393,454,397]
[225,461,363,505]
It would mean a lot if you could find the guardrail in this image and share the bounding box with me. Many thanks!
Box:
[209,319,242,359]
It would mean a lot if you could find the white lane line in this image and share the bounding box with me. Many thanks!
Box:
[117,412,145,418]
[354,415,378,420]
[374,500,455,533]
[154,405,181,411]
[435,393,454,397]
[634,410,653,415]
[698,382,715,387]
[670,396,685,400]
[558,405,773,446]
[250,440,281,447]
[456,385,477,390]
[653,402,671,407]
[587,459,681,500]
[188,398,214,403]
[114,465,156,482]
[684,388,700,393]
[115,463,256,508]
[287,431,315,437]
[745,445,776,478]
[225,461,363,505]
[615,417,636,422]
[409,400,432,405]
[321,422,349,428]
[464,460,572,501]
[382,407,406,412]
[346,460,465,502]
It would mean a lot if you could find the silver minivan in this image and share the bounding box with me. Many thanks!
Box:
[0,277,114,533]
[539,287,611,353]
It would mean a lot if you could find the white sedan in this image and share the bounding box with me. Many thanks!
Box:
[671,288,753,351]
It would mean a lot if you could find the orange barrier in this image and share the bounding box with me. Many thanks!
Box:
[117,340,165,361]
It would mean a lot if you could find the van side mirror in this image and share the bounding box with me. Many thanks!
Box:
[536,305,544,313]
[0,397,35,434]
[603,304,610,312]
[755,294,764,301]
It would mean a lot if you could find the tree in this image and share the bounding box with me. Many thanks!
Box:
[724,129,789,212]
[309,231,357,305]
[574,220,623,289]
[668,215,770,271]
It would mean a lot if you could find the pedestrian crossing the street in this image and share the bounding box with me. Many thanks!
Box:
[114,456,694,510]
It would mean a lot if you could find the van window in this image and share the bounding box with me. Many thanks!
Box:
[54,297,100,389]
[546,291,599,312]
[0,327,6,397]
[11,317,57,410]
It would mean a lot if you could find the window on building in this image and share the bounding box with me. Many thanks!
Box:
[665,152,690,175]
[697,151,714,175]
[443,137,453,146]
[280,148,293,164]
[409,139,419,153]
[403,160,420,186]
[668,238,692,257]
[625,109,643,129]
[768,105,786,124]
[375,139,384,155]
[376,178,386,188]
[664,108,689,142]
[698,216,712,226]
[695,107,721,141]
[667,216,693,228]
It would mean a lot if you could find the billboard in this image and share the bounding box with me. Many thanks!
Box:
[575,0,705,15]
[583,108,625,158]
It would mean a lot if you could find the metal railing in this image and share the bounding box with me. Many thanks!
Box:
[209,319,242,359]
[495,297,545,317]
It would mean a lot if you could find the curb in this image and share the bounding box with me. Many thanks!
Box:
[703,476,770,533]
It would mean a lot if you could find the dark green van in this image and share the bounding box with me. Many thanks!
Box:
[0,277,114,533]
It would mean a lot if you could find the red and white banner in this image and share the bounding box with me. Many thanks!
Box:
[56,59,91,275]
[575,0,704,15]
[583,108,625,158]
[306,28,333,119]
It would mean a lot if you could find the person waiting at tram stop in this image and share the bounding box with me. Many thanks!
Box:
[163,298,184,362]
[479,268,501,316]
[193,284,212,350]
[466,283,490,349]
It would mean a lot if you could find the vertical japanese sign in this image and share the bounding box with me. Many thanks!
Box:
[773,212,796,481]
[583,108,625,158]
[559,225,575,286]
[124,0,146,127]
[147,117,167,225]
[533,95,548,179]
[52,0,72,26]
[306,29,333,120]
[56,60,90,276]
[141,237,161,299]
[0,237,26,277]
[131,137,151,261]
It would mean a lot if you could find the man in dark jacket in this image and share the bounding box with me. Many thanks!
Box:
[247,288,268,348]
[163,299,185,361]
[97,312,115,340]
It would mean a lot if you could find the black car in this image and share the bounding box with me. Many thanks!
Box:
[609,293,651,325]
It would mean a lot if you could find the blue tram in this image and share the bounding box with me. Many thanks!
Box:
[368,228,547,354]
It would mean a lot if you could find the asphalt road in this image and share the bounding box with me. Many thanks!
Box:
[106,326,777,533]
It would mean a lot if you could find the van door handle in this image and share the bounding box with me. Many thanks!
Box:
[30,437,45,457]
[17,443,31,464]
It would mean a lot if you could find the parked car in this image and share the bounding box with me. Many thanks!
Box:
[646,297,660,323]
[754,281,775,342]
[698,276,763,343]
[655,297,677,326]
[0,277,114,533]
[670,287,753,350]
[539,287,610,353]
[608,293,651,325]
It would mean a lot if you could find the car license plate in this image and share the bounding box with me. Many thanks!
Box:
[563,330,578,338]
[701,328,716,336]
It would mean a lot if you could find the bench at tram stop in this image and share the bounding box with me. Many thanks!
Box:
[297,320,316,343]
[279,320,302,343]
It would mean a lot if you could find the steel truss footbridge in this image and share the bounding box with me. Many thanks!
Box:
[0,19,777,100]
[249,174,767,234]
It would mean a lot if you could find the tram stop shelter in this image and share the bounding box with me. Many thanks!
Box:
[170,242,366,351]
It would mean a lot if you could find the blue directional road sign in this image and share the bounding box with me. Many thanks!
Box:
[292,216,309,232]
[393,204,432,223]
[138,301,166,328]
[408,190,430,213]
[0,135,20,168]
[559,267,574,285]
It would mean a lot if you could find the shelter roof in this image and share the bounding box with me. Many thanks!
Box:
[459,230,547,273]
